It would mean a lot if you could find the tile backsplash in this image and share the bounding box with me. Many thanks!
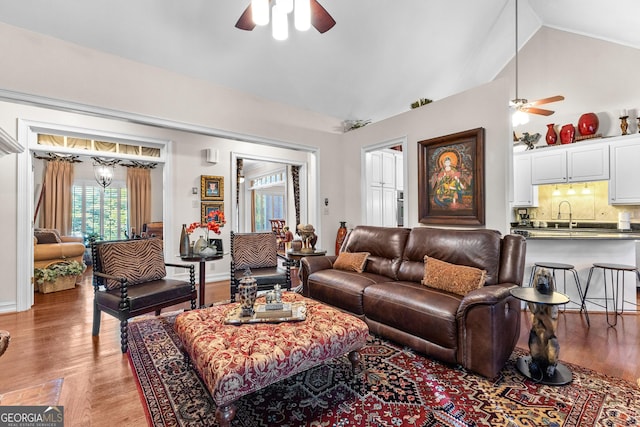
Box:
[525,181,640,224]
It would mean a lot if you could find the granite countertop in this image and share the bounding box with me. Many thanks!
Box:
[511,225,640,240]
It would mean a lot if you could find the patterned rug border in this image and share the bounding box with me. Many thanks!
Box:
[127,314,640,427]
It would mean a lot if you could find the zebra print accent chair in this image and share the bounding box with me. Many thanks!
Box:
[230,231,291,302]
[91,238,197,352]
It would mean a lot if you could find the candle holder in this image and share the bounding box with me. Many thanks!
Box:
[620,116,629,135]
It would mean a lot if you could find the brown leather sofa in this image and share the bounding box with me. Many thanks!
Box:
[300,225,526,378]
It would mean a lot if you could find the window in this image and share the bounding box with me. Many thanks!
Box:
[72,180,128,240]
[250,171,286,232]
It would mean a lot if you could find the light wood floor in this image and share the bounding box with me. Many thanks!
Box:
[0,270,638,426]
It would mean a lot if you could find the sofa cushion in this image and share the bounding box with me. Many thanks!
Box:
[397,227,501,285]
[34,229,62,244]
[99,239,166,290]
[341,226,410,280]
[363,281,461,351]
[308,269,392,315]
[421,256,486,296]
[333,252,370,273]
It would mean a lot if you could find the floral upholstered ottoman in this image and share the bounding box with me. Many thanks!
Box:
[174,292,369,427]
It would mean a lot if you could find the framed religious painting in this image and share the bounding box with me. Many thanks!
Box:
[201,175,224,201]
[417,127,485,225]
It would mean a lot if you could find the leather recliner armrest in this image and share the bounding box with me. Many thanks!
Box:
[455,283,517,320]
[299,255,336,297]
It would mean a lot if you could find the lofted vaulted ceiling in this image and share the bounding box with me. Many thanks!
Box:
[1,0,638,124]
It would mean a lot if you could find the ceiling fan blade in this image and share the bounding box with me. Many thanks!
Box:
[235,4,256,31]
[528,95,565,106]
[522,106,555,116]
[310,0,336,33]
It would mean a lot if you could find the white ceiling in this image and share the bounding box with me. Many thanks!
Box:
[1,0,638,124]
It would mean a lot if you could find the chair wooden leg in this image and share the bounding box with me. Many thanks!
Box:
[92,303,101,336]
[155,310,161,316]
[120,320,128,353]
[191,299,196,310]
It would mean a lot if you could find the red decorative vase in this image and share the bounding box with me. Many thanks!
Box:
[545,124,558,145]
[335,221,347,254]
[560,124,575,144]
[578,113,599,136]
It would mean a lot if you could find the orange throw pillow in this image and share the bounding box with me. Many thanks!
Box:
[333,252,370,273]
[421,256,486,296]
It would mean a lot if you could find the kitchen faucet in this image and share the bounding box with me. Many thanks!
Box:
[557,200,573,229]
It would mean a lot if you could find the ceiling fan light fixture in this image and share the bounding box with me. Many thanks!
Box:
[277,0,294,14]
[512,109,529,127]
[272,4,289,40]
[252,0,270,26]
[294,0,311,31]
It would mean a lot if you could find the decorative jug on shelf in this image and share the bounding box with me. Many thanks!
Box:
[559,124,575,144]
[545,124,558,145]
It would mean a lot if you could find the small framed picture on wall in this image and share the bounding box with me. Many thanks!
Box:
[201,175,224,201]
[201,202,224,224]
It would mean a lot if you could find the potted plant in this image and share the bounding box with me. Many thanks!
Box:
[34,260,85,293]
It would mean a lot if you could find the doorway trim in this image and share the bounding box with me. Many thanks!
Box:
[16,119,172,311]
[230,151,318,235]
[361,136,408,226]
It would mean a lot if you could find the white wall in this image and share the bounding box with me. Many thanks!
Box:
[1,23,639,312]
[342,79,512,233]
[497,27,640,143]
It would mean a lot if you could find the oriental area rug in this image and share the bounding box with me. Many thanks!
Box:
[127,314,639,427]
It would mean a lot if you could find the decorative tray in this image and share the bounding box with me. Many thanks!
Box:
[224,302,307,325]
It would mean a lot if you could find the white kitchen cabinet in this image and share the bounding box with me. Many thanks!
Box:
[512,152,538,207]
[609,135,640,204]
[530,142,609,185]
[531,148,567,184]
[568,144,609,182]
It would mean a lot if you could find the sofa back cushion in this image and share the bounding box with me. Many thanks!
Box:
[98,238,166,290]
[341,226,410,279]
[398,227,501,285]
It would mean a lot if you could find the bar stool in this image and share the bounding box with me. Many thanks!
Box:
[583,263,639,327]
[528,261,589,326]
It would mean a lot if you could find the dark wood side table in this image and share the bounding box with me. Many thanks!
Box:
[278,249,327,267]
[180,254,223,307]
[510,287,572,385]
[278,250,327,293]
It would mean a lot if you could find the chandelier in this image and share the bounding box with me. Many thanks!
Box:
[252,0,311,40]
[92,157,120,189]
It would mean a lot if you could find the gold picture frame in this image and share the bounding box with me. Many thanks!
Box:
[201,202,224,224]
[201,175,224,201]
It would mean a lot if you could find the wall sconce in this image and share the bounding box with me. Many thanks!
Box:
[552,185,561,196]
[567,184,576,195]
[581,183,591,195]
[92,157,120,189]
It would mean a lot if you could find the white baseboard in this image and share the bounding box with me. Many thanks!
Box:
[0,301,17,314]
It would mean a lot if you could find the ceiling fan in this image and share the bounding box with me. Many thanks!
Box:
[511,0,563,125]
[235,0,336,34]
